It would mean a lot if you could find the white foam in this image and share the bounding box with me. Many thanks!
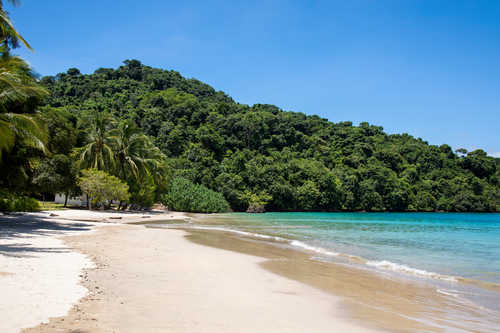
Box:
[289,240,340,257]
[184,225,460,284]
[184,226,288,242]
[366,260,457,282]
[437,289,460,298]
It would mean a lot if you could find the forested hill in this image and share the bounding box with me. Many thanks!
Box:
[40,60,499,212]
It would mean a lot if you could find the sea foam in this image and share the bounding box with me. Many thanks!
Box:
[178,225,461,283]
[289,240,340,256]
[366,260,457,282]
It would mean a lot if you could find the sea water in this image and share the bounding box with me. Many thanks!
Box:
[185,212,500,313]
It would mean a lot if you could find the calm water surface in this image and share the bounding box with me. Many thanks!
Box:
[215,212,500,284]
[179,212,500,315]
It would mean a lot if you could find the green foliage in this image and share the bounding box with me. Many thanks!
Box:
[127,174,156,209]
[40,60,500,212]
[78,169,129,209]
[0,191,40,212]
[161,177,230,213]
[74,110,117,171]
[33,154,79,202]
[239,190,272,213]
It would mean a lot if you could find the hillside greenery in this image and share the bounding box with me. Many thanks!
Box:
[33,59,499,212]
[161,177,230,213]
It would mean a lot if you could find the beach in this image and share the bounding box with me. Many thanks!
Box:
[1,210,376,333]
[2,210,499,332]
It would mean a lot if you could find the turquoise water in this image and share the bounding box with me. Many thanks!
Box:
[188,212,500,315]
[215,212,500,285]
[157,212,500,330]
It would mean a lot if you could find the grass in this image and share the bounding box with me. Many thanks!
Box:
[36,201,68,211]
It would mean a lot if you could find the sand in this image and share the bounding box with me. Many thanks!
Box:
[0,212,96,333]
[4,209,500,332]
[0,209,379,333]
[0,210,185,333]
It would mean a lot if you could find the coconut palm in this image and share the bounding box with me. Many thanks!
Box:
[114,119,165,180]
[0,54,48,160]
[0,0,32,50]
[75,111,118,171]
[0,54,47,110]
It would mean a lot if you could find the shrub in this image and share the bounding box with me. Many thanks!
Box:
[0,191,40,212]
[161,177,230,213]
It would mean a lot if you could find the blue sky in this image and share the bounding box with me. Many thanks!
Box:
[9,0,500,156]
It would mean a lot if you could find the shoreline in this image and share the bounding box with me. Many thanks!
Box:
[17,212,377,333]
[2,210,499,332]
[156,215,500,332]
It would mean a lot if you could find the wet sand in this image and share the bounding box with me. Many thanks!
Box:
[7,211,499,332]
[183,228,500,332]
[22,223,378,333]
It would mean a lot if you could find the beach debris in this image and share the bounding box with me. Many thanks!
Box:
[49,213,59,217]
[109,216,122,219]
[141,215,151,218]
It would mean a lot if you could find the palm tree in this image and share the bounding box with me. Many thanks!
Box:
[114,119,165,180]
[0,54,47,109]
[0,54,48,160]
[75,110,118,171]
[0,0,31,51]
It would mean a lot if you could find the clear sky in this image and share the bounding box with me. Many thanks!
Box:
[8,0,500,156]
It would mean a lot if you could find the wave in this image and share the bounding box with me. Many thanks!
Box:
[181,225,457,281]
[180,225,288,242]
[366,260,458,282]
[162,224,500,291]
[289,240,340,257]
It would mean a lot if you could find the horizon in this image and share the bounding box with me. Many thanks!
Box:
[9,0,500,156]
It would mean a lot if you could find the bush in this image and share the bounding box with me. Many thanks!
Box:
[78,169,130,209]
[161,177,230,213]
[0,191,40,212]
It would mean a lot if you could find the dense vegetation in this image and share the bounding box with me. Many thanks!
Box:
[0,0,49,211]
[162,177,230,213]
[0,2,169,211]
[0,2,498,212]
[35,60,499,212]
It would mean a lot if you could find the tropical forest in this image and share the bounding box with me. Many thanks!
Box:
[0,2,499,213]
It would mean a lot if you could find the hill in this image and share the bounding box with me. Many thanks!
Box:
[40,60,499,212]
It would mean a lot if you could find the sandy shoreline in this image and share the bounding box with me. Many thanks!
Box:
[2,210,376,333]
[3,210,498,332]
[0,210,186,333]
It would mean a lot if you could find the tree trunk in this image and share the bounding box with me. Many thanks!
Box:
[64,192,69,208]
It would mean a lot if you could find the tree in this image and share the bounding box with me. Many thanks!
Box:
[78,169,129,210]
[0,0,32,51]
[33,155,79,207]
[0,55,48,160]
[114,119,163,180]
[39,60,500,212]
[75,110,117,171]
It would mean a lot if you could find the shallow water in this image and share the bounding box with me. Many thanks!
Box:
[152,212,500,331]
[204,214,494,273]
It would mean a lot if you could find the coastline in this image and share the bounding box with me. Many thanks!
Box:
[16,212,376,333]
[2,210,498,332]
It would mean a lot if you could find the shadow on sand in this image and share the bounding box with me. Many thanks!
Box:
[0,213,93,258]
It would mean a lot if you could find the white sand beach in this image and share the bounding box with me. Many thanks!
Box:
[1,209,377,333]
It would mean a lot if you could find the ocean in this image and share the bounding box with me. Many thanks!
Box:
[154,212,500,331]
